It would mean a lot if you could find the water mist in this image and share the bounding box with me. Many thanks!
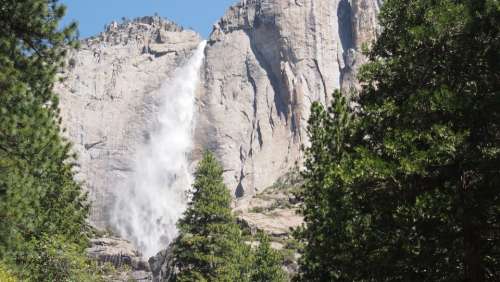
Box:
[111,41,207,258]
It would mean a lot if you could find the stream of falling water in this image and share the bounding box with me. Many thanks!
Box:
[111,41,206,258]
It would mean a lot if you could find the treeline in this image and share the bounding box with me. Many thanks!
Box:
[0,0,98,281]
[295,0,499,281]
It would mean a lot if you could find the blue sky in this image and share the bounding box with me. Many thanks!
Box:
[60,0,237,39]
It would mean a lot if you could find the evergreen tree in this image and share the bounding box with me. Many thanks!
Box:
[0,0,91,280]
[251,232,287,282]
[170,152,252,282]
[294,91,358,281]
[297,0,499,281]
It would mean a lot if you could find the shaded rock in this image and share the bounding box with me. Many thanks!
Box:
[149,246,176,282]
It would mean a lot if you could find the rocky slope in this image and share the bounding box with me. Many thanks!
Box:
[194,0,380,198]
[56,17,202,228]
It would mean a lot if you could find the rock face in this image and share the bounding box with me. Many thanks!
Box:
[87,237,149,271]
[341,0,382,90]
[148,247,176,282]
[234,171,303,237]
[87,237,152,281]
[194,0,380,197]
[56,16,202,228]
[57,0,381,253]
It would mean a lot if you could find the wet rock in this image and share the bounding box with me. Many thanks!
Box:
[149,246,177,282]
[87,236,150,272]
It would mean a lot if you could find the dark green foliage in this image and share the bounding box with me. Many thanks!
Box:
[170,152,252,282]
[296,0,499,281]
[19,235,104,281]
[171,152,288,281]
[0,0,91,280]
[251,232,287,282]
[294,92,358,281]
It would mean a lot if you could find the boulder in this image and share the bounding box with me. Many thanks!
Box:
[87,236,150,272]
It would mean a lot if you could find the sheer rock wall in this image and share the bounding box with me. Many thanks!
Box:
[56,17,202,228]
[194,0,380,197]
[57,0,380,227]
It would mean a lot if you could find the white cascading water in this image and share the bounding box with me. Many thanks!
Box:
[111,41,207,258]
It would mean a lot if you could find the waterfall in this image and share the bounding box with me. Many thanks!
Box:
[111,41,206,258]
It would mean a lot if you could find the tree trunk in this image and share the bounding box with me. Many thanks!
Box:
[464,222,483,282]
[462,171,483,282]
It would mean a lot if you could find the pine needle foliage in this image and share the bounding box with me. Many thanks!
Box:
[0,0,91,280]
[170,152,252,282]
[296,0,499,281]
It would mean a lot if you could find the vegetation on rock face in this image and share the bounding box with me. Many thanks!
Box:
[295,0,500,281]
[0,0,93,280]
[170,152,286,282]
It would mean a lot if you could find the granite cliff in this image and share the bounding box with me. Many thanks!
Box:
[56,17,202,228]
[195,0,381,199]
[56,0,380,263]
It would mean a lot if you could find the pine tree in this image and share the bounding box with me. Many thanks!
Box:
[0,0,90,280]
[170,152,252,282]
[251,232,287,282]
[294,91,359,281]
[296,0,499,281]
[354,0,500,280]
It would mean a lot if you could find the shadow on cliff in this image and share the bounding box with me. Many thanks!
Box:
[338,0,355,90]
[244,17,290,123]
